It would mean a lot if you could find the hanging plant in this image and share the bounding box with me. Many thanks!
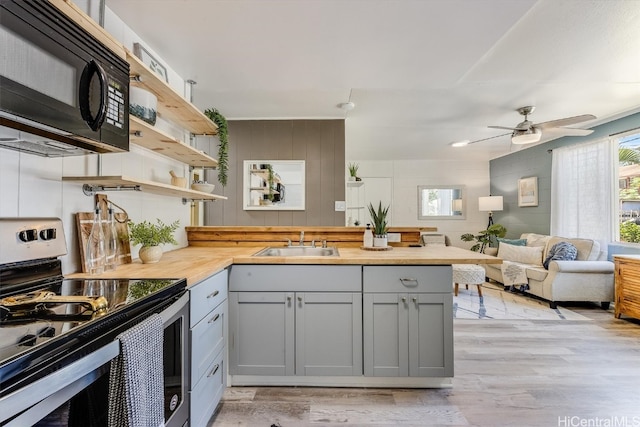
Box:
[204,108,229,187]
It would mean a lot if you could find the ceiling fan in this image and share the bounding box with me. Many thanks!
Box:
[455,106,596,147]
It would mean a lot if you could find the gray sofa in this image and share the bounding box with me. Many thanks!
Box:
[483,233,614,309]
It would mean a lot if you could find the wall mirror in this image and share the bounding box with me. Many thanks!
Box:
[243,160,305,210]
[418,185,465,220]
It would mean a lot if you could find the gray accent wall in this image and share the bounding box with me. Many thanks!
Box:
[203,120,346,226]
[490,112,640,239]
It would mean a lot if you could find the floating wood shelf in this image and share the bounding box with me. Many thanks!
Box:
[63,175,227,202]
[347,181,364,187]
[129,116,218,168]
[127,50,217,136]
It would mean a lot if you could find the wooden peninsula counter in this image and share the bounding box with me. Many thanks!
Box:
[68,228,501,392]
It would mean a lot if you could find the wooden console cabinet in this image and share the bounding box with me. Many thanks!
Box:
[614,256,640,320]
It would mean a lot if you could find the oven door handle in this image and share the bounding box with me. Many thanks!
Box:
[0,339,119,426]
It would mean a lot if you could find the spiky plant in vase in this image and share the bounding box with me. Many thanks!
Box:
[367,201,389,247]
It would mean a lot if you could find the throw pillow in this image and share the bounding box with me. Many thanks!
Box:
[543,241,578,269]
[497,237,527,247]
[497,242,544,266]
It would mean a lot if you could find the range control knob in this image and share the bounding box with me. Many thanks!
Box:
[39,228,57,241]
[18,229,38,242]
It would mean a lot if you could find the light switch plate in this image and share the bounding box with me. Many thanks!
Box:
[335,201,346,211]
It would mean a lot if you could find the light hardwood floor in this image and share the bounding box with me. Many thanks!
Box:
[207,299,640,427]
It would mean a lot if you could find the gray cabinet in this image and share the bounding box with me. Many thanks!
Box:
[189,269,228,426]
[363,266,453,378]
[229,265,362,377]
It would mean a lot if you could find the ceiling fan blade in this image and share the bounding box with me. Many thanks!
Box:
[536,114,596,129]
[543,127,594,136]
[466,132,511,145]
[488,125,522,131]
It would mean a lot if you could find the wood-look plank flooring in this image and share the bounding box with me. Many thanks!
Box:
[207,295,640,427]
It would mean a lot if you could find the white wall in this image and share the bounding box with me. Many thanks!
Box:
[0,5,196,275]
[350,159,491,248]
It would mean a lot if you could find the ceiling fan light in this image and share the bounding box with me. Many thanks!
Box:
[511,127,541,144]
[451,140,470,147]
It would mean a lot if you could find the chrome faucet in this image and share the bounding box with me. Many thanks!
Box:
[299,231,305,246]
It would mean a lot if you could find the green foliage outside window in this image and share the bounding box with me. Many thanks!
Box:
[620,221,640,243]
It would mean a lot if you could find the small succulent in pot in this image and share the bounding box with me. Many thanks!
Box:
[128,219,180,263]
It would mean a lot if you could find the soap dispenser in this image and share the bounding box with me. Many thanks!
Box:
[363,223,373,248]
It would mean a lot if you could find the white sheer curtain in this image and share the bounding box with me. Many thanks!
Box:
[550,138,617,249]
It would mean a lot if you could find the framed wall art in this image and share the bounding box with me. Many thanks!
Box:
[518,176,538,207]
[133,42,168,82]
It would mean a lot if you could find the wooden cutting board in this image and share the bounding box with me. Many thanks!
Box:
[76,196,132,272]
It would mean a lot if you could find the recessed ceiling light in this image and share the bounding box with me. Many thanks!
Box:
[450,140,470,147]
[338,102,355,111]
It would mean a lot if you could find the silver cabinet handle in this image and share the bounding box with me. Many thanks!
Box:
[399,277,418,287]
[287,296,292,302]
[412,297,418,303]
[401,296,407,303]
[297,296,303,302]
[208,313,220,323]
[207,290,220,299]
[207,363,220,377]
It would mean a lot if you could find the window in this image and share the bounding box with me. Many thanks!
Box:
[618,132,640,242]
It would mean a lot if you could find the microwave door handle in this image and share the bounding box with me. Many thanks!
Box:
[79,59,108,131]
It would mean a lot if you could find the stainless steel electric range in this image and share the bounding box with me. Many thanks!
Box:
[0,218,189,427]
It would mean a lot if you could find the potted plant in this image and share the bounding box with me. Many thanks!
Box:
[368,201,389,247]
[460,223,507,253]
[347,162,359,181]
[204,108,228,187]
[128,219,180,263]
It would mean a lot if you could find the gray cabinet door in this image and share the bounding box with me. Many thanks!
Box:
[363,293,409,377]
[295,292,363,376]
[408,293,453,377]
[229,291,294,376]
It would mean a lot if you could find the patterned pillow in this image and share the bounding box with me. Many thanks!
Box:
[543,241,578,269]
[497,237,527,247]
[497,243,544,266]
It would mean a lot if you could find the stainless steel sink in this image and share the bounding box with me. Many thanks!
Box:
[253,246,340,257]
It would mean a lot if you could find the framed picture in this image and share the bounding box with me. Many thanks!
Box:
[518,176,538,207]
[133,42,168,82]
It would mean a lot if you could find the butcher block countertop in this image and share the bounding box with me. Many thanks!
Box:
[66,245,501,286]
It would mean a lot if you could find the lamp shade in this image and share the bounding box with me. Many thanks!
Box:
[452,198,463,212]
[511,127,541,145]
[478,196,503,212]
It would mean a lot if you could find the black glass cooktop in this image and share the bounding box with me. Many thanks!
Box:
[0,277,186,396]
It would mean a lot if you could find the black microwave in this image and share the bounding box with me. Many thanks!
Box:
[0,0,129,157]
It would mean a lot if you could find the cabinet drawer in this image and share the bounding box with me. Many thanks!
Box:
[363,266,452,293]
[191,301,226,386]
[229,265,361,292]
[190,348,225,427]
[190,269,228,327]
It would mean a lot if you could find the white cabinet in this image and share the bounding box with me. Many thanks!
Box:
[228,265,362,378]
[363,266,454,378]
[188,269,228,426]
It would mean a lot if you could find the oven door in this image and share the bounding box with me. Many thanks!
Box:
[0,0,129,154]
[0,292,190,427]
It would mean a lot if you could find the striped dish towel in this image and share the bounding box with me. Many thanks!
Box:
[108,314,165,427]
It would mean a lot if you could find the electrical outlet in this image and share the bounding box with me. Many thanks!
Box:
[335,201,346,211]
[387,233,401,243]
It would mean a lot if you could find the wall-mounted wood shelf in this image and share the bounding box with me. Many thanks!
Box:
[127,50,218,136]
[347,181,364,187]
[129,116,218,168]
[63,175,227,202]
